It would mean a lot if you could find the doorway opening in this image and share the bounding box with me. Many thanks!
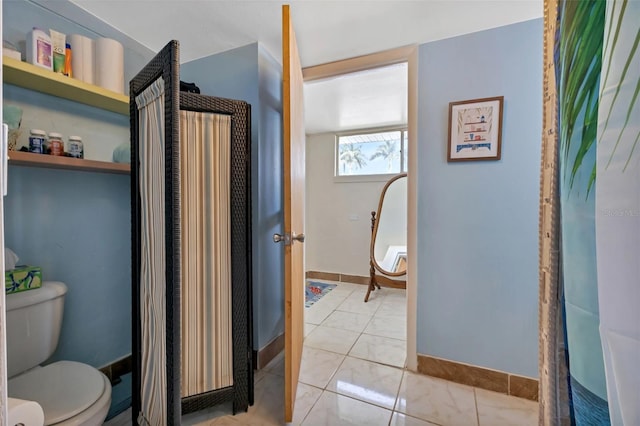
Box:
[300,46,418,375]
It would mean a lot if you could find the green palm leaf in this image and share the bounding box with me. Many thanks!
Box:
[558,0,605,198]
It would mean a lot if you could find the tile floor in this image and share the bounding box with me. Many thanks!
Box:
[106,280,538,425]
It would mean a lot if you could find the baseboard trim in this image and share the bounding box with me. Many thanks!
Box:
[253,333,285,370]
[99,354,132,386]
[306,270,405,287]
[306,271,341,282]
[417,354,538,401]
[306,270,369,285]
[339,274,370,285]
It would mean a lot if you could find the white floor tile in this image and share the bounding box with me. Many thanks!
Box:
[293,383,324,425]
[304,323,317,337]
[301,391,392,426]
[475,388,538,426]
[384,288,408,299]
[254,368,269,384]
[349,333,406,368]
[305,306,334,325]
[181,401,236,425]
[364,315,406,340]
[320,310,373,333]
[337,293,383,315]
[264,351,284,377]
[326,356,403,409]
[128,282,414,426]
[298,346,345,389]
[376,299,407,319]
[304,325,361,355]
[331,282,364,293]
[244,372,285,425]
[390,412,439,426]
[396,371,478,426]
[313,293,348,311]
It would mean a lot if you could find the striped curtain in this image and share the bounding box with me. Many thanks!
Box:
[136,78,167,426]
[179,111,233,397]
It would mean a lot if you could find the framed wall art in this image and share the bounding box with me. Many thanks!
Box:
[448,96,504,162]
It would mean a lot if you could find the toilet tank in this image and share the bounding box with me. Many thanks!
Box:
[5,281,68,378]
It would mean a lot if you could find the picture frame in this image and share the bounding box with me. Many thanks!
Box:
[447,96,504,162]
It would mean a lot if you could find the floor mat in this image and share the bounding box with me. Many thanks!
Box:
[305,281,337,308]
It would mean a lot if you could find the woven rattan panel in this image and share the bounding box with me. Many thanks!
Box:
[179,93,252,415]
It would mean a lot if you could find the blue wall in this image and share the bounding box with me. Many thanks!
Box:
[181,43,285,352]
[416,19,542,377]
[3,1,154,418]
[5,167,131,367]
[3,0,153,95]
[255,45,285,349]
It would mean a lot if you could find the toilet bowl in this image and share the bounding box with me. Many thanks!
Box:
[8,361,111,426]
[5,282,112,425]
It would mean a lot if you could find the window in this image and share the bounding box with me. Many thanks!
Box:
[336,128,408,177]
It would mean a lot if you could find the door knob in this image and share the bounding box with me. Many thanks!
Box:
[273,233,304,244]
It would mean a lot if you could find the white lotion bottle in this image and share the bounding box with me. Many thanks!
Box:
[26,28,53,70]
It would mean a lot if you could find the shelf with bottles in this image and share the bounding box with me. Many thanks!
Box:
[2,56,128,115]
[8,151,130,175]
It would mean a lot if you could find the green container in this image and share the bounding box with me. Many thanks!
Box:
[5,266,42,294]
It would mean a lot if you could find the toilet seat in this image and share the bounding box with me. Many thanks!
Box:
[8,360,105,425]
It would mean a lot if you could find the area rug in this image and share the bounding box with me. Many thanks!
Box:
[305,281,337,308]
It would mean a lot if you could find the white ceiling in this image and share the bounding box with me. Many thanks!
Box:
[71,0,542,133]
[304,62,408,134]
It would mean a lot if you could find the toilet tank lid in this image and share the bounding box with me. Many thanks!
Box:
[5,281,67,311]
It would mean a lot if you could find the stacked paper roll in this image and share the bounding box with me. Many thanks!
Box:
[68,34,94,84]
[95,37,124,94]
[82,37,95,84]
[8,397,45,426]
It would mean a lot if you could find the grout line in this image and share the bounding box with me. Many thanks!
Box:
[297,386,322,425]
[474,387,481,426]
[301,281,409,424]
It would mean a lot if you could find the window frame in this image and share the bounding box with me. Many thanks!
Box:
[334,125,408,183]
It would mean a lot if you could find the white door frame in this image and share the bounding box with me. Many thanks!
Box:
[302,45,419,371]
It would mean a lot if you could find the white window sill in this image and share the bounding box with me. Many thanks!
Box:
[333,173,399,184]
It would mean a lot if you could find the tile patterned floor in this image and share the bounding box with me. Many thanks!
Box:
[105,281,538,425]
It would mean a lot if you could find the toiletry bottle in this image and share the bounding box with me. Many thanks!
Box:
[68,136,83,159]
[48,132,64,156]
[50,30,66,74]
[29,129,47,154]
[26,28,53,70]
[64,43,72,77]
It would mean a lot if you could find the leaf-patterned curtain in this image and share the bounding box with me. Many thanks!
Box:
[541,0,639,424]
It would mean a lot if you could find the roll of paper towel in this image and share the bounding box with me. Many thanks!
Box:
[8,397,45,426]
[68,34,94,84]
[82,36,95,85]
[95,37,124,94]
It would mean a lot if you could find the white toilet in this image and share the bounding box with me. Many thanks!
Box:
[6,281,112,425]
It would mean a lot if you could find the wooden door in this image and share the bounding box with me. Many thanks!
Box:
[282,5,306,423]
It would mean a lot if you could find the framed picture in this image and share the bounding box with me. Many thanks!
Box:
[448,96,504,162]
